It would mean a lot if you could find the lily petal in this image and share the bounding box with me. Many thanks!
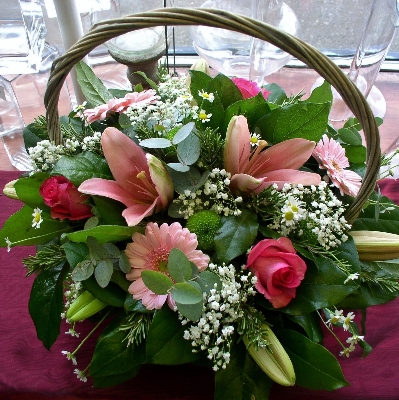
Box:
[122,199,158,227]
[257,170,321,192]
[229,173,263,194]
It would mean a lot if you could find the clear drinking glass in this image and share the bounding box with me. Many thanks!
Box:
[327,0,399,122]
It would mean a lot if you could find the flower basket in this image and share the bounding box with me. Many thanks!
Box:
[45,7,380,224]
[5,6,399,400]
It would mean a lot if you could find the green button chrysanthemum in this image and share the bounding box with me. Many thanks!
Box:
[186,210,221,251]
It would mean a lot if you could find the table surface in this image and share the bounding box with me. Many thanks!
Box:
[1,65,399,400]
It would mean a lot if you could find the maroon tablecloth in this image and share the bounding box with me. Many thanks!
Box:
[1,170,399,400]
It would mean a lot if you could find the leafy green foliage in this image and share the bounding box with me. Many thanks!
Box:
[277,329,349,390]
[14,172,49,210]
[146,307,200,364]
[215,340,272,400]
[76,61,113,106]
[52,151,112,186]
[214,210,258,264]
[28,260,69,349]
[67,225,143,244]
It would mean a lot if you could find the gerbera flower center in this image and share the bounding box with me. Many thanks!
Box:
[330,158,343,173]
[145,245,170,273]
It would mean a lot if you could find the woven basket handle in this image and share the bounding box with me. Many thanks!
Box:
[44,7,380,223]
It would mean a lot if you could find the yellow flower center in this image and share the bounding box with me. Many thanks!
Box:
[250,136,259,144]
[284,211,294,221]
[199,112,208,120]
[34,213,41,223]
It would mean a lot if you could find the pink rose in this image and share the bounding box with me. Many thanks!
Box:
[246,237,307,308]
[40,176,93,221]
[231,77,271,99]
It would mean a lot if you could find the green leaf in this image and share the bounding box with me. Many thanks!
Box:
[208,73,243,109]
[197,270,222,294]
[62,242,89,268]
[95,259,114,288]
[256,102,330,144]
[167,248,192,282]
[214,210,258,264]
[223,93,272,134]
[338,127,363,146]
[172,122,195,144]
[287,313,324,343]
[167,166,208,195]
[141,270,174,295]
[28,260,69,350]
[118,251,131,274]
[87,235,109,262]
[76,61,113,106]
[167,163,190,172]
[134,71,158,91]
[71,259,94,281]
[14,172,49,209]
[139,137,172,149]
[215,340,272,400]
[342,144,367,164]
[67,225,143,244]
[306,80,333,104]
[0,205,69,248]
[189,70,213,103]
[52,151,112,186]
[277,329,349,390]
[23,121,49,150]
[172,281,203,304]
[82,275,125,307]
[90,313,145,379]
[92,366,141,388]
[146,306,200,364]
[124,296,153,314]
[92,196,127,226]
[263,83,287,105]
[177,132,201,166]
[175,300,203,321]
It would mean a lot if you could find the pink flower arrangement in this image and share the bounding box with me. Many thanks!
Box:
[246,237,307,308]
[231,77,270,99]
[79,127,174,226]
[125,222,210,310]
[224,115,321,194]
[83,89,159,123]
[312,134,362,196]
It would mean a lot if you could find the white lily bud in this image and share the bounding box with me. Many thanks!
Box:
[349,230,399,261]
[3,179,19,200]
[244,324,295,386]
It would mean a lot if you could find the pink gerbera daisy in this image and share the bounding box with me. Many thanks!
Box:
[125,222,210,310]
[312,134,362,197]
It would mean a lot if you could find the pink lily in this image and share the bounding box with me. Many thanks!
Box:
[79,127,174,226]
[224,115,321,194]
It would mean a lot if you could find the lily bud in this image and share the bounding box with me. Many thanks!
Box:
[244,324,295,387]
[3,179,19,200]
[66,290,108,322]
[349,230,399,261]
[190,58,211,75]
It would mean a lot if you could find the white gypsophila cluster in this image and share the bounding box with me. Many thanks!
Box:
[125,74,195,134]
[29,139,78,172]
[173,168,243,219]
[181,263,257,371]
[81,131,102,153]
[268,181,351,250]
[62,279,83,320]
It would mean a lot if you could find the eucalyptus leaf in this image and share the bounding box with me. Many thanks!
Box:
[167,166,207,194]
[214,210,258,264]
[76,61,113,106]
[277,329,349,391]
[177,131,201,166]
[141,270,174,295]
[103,242,120,259]
[146,306,200,364]
[62,242,89,268]
[139,137,172,149]
[119,251,131,274]
[197,270,222,294]
[172,281,203,304]
[167,248,192,282]
[175,300,203,321]
[172,122,195,144]
[71,259,94,281]
[167,162,190,172]
[28,261,69,350]
[95,259,114,288]
[52,151,112,186]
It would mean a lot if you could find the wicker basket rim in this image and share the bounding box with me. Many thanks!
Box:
[44,7,380,223]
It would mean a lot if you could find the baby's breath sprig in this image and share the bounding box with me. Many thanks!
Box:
[119,312,153,347]
[23,244,65,277]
